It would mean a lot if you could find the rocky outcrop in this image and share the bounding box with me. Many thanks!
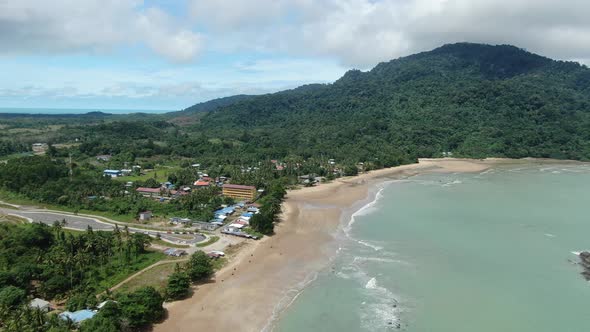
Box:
[579,251,590,280]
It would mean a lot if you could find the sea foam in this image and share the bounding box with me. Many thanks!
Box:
[365,277,378,289]
[360,276,401,330]
[343,183,389,251]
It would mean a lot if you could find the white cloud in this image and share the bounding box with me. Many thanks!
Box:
[3,0,590,109]
[4,0,589,67]
[0,0,202,62]
[189,0,590,68]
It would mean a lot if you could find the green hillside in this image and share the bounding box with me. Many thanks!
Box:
[180,43,590,165]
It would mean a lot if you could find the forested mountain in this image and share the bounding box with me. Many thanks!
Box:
[173,94,254,115]
[178,43,590,165]
[165,95,255,126]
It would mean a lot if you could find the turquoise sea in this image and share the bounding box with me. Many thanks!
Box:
[275,163,590,332]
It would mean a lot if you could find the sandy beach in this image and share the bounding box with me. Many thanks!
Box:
[153,158,523,332]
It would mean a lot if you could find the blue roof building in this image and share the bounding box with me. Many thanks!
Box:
[221,207,235,214]
[215,207,236,217]
[103,169,122,178]
[60,309,96,324]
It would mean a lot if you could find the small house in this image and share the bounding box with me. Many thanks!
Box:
[96,154,112,162]
[234,219,249,226]
[139,211,152,221]
[169,217,191,224]
[32,143,48,154]
[194,221,219,231]
[193,180,210,188]
[163,248,187,257]
[207,251,225,259]
[240,212,254,221]
[136,187,162,197]
[103,169,122,178]
[247,206,259,213]
[29,298,51,312]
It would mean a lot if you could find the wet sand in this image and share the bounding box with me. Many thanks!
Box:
[153,158,511,332]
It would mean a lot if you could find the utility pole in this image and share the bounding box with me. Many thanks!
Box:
[69,152,73,179]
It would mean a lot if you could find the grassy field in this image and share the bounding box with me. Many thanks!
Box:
[42,227,169,293]
[152,238,190,248]
[0,152,35,161]
[98,251,166,291]
[113,165,182,184]
[0,214,27,224]
[196,235,220,247]
[114,261,179,294]
[110,242,239,297]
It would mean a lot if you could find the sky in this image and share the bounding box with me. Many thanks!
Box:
[1,0,589,111]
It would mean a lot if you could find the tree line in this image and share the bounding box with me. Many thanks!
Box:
[0,222,166,331]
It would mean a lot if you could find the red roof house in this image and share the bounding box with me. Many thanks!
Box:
[194,180,211,187]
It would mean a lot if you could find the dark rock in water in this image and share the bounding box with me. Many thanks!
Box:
[579,251,590,280]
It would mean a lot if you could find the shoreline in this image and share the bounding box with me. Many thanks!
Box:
[153,157,582,332]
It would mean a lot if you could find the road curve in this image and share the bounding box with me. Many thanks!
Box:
[0,208,205,245]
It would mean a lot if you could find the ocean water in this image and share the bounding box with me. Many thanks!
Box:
[0,107,173,114]
[275,163,590,332]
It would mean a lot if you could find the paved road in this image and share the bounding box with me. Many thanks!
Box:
[0,208,205,245]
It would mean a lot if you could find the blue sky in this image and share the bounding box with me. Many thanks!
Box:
[1,0,589,111]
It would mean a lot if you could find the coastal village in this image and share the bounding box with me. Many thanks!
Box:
[0,156,288,327]
[91,155,357,252]
[1,145,343,327]
[100,159,281,236]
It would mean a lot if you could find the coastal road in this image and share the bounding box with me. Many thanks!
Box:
[0,207,205,245]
